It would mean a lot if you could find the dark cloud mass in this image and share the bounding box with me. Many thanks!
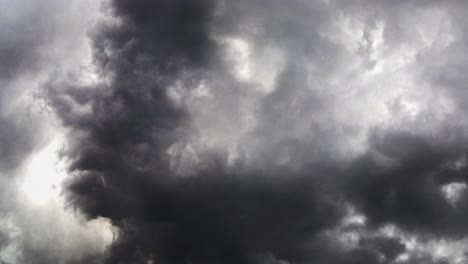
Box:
[347,131,468,235]
[45,1,349,262]
[3,0,466,263]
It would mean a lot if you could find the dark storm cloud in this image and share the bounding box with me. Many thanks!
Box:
[358,236,406,262]
[346,130,468,236]
[43,0,220,221]
[102,175,345,264]
[44,1,358,263]
[42,0,468,263]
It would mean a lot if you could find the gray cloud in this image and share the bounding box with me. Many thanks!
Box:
[4,0,468,263]
[0,0,112,263]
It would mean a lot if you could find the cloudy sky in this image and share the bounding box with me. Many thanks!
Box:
[2,0,468,263]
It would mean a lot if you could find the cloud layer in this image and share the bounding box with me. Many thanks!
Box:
[3,0,468,263]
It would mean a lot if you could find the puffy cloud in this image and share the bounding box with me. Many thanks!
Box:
[0,0,113,263]
[4,0,468,263]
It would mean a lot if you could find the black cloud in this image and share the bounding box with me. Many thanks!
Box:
[347,130,468,236]
[44,1,354,263]
[39,0,468,263]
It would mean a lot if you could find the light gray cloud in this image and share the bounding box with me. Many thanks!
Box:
[0,0,113,263]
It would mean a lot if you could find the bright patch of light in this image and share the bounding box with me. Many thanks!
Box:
[441,182,467,206]
[168,143,200,177]
[250,44,284,94]
[400,99,421,119]
[341,204,367,227]
[395,253,410,262]
[376,224,468,264]
[222,37,252,81]
[79,65,101,86]
[21,136,65,204]
[10,133,116,261]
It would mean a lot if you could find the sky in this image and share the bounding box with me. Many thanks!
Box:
[1,0,468,263]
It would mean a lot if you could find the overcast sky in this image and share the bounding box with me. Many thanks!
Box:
[2,0,468,263]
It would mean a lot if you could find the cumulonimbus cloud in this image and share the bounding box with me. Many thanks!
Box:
[3,0,468,263]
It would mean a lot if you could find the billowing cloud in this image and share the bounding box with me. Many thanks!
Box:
[0,0,113,263]
[2,0,468,263]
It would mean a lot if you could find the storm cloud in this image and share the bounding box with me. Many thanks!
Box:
[3,0,468,263]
